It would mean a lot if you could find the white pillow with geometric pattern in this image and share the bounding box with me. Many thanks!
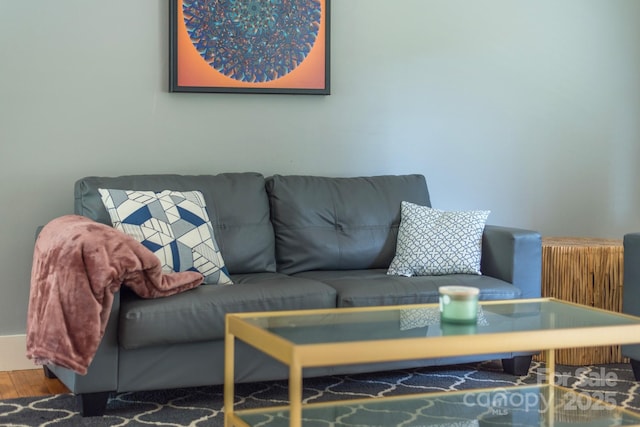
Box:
[98,188,232,285]
[387,201,490,276]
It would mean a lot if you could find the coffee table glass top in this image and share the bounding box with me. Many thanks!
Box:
[235,385,640,427]
[235,299,640,345]
[226,299,640,427]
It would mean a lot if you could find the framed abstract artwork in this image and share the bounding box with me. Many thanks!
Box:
[169,0,330,95]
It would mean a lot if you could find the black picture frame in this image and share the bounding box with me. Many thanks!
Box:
[169,0,330,95]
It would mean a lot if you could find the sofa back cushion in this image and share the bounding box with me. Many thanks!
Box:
[266,174,431,274]
[74,173,275,274]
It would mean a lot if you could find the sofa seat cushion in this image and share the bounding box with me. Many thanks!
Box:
[293,269,521,307]
[118,273,337,350]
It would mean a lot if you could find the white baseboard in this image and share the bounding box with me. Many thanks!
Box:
[0,335,39,371]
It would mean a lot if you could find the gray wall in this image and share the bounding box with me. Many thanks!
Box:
[1,0,639,335]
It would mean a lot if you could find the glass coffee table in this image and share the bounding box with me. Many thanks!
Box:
[224,298,640,426]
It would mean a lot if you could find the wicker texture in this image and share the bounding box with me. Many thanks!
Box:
[540,237,624,365]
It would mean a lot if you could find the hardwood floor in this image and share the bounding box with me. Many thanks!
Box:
[0,369,69,400]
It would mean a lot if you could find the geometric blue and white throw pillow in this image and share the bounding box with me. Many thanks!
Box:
[387,201,490,276]
[98,189,232,285]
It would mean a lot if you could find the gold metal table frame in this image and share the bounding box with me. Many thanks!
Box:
[224,298,640,427]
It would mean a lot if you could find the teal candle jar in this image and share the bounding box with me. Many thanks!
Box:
[439,286,480,324]
[440,322,478,336]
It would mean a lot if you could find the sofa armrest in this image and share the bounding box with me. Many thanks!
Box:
[481,225,542,299]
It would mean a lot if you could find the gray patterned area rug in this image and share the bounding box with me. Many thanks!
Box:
[1,361,639,426]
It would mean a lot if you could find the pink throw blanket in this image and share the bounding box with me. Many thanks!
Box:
[26,215,204,375]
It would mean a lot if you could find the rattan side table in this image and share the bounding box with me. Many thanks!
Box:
[540,237,625,365]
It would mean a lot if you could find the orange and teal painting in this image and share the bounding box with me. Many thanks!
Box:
[170,0,330,94]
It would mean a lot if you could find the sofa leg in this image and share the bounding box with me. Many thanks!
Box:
[501,355,533,376]
[43,365,57,379]
[77,391,111,417]
[631,359,640,381]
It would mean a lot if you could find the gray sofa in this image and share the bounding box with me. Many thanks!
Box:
[42,172,542,416]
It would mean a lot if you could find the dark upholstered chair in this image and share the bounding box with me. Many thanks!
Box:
[622,232,640,380]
